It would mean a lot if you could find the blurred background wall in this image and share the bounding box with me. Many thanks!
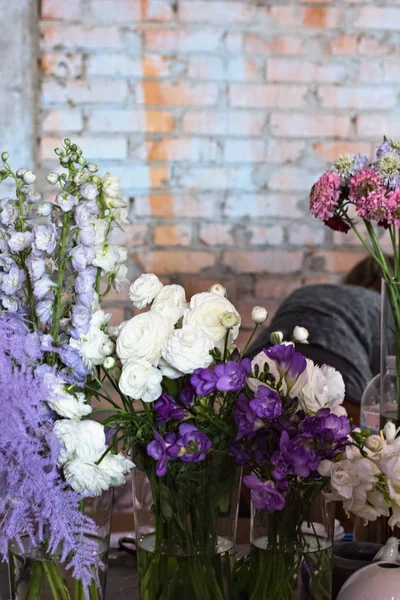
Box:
[4,0,400,342]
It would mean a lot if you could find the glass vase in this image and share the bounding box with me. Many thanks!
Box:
[249,489,334,600]
[8,489,113,600]
[380,279,400,428]
[132,453,241,600]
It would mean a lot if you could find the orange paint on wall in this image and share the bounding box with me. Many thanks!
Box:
[140,0,172,218]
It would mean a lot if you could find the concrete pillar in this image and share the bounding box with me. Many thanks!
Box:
[0,0,38,188]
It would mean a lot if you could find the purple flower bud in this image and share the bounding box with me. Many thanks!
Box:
[147,431,177,477]
[154,394,186,425]
[264,344,306,387]
[234,394,259,440]
[179,384,195,407]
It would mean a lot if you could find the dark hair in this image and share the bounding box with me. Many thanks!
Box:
[343,255,394,293]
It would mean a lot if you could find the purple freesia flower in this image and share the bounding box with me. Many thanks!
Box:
[301,409,351,446]
[190,368,217,396]
[170,423,211,463]
[154,393,186,425]
[179,384,195,407]
[147,431,177,477]
[273,431,320,479]
[243,475,285,512]
[264,344,306,387]
[214,358,251,393]
[229,442,251,466]
[250,385,282,420]
[234,393,259,440]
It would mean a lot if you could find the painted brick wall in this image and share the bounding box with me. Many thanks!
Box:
[39,0,400,341]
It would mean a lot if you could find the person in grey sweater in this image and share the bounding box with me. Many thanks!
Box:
[247,256,394,416]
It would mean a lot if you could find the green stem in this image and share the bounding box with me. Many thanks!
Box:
[242,324,259,356]
[46,562,71,600]
[26,560,44,600]
[52,212,71,344]
[42,562,61,600]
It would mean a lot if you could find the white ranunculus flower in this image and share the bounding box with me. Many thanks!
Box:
[208,283,227,297]
[295,360,345,414]
[319,460,355,500]
[129,273,163,309]
[158,356,183,379]
[183,292,240,347]
[116,312,173,365]
[320,364,346,403]
[151,284,187,324]
[64,459,111,496]
[270,331,284,345]
[54,419,106,465]
[119,359,163,402]
[162,326,214,374]
[251,306,268,325]
[221,311,241,329]
[98,453,135,486]
[293,326,309,343]
[47,387,92,420]
[365,435,385,454]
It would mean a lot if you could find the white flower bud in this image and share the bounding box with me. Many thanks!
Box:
[102,340,115,356]
[208,283,227,297]
[221,311,240,329]
[293,326,309,343]
[251,306,268,325]
[103,356,116,370]
[87,163,98,173]
[364,434,384,453]
[1,152,8,161]
[23,170,36,184]
[16,168,27,179]
[270,330,284,345]
[383,421,399,444]
[46,172,59,184]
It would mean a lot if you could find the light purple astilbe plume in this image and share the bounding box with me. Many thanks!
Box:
[0,313,99,592]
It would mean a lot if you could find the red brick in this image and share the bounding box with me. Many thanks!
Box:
[86,0,173,22]
[199,224,234,246]
[270,113,351,138]
[229,34,303,55]
[223,194,303,219]
[329,35,391,56]
[267,6,343,29]
[87,109,174,133]
[247,225,284,246]
[355,7,400,30]
[225,58,264,83]
[143,138,218,162]
[182,110,266,136]
[328,36,358,55]
[313,141,372,163]
[186,57,225,81]
[110,223,149,247]
[136,81,219,106]
[42,80,128,105]
[267,59,350,83]
[229,83,307,108]
[269,167,319,191]
[42,109,83,132]
[179,1,256,24]
[41,136,127,160]
[357,59,400,83]
[136,251,215,274]
[288,223,326,246]
[41,0,82,20]
[224,140,305,164]
[41,24,125,49]
[153,225,192,246]
[357,36,392,56]
[41,53,83,78]
[143,29,221,54]
[315,251,367,273]
[223,250,304,274]
[178,167,253,191]
[179,277,241,301]
[134,194,223,219]
[318,86,397,109]
[356,115,400,138]
[255,277,299,300]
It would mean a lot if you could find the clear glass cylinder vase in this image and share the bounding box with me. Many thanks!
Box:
[249,489,334,600]
[380,279,400,429]
[8,489,113,600]
[132,453,241,600]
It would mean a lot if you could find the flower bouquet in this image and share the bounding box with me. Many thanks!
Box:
[232,334,400,599]
[309,139,400,425]
[94,275,273,600]
[0,140,134,600]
